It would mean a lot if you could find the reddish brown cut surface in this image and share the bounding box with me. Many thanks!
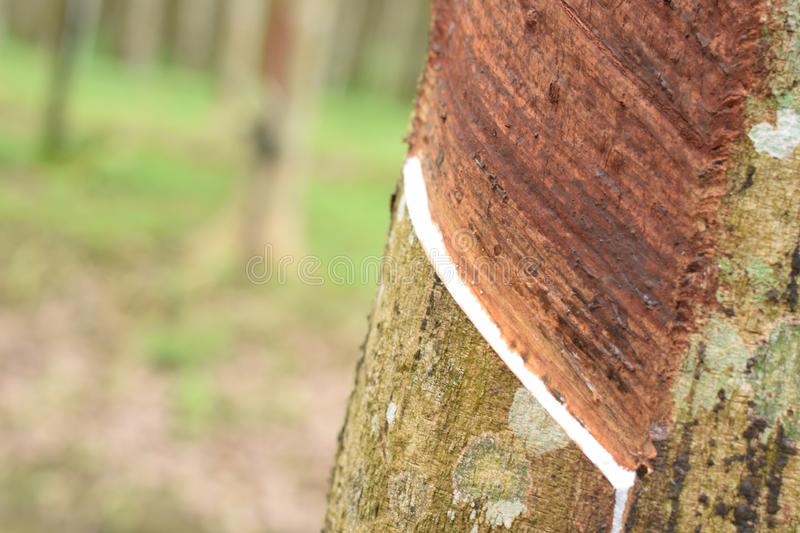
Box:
[409,0,765,469]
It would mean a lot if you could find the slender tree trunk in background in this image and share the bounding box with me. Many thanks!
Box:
[6,0,48,43]
[326,2,800,532]
[324,0,369,91]
[119,0,163,68]
[174,0,218,70]
[79,0,103,56]
[357,0,429,98]
[241,0,338,260]
[0,0,7,42]
[41,0,88,157]
[217,0,267,99]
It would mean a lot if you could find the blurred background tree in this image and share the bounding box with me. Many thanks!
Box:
[0,0,429,532]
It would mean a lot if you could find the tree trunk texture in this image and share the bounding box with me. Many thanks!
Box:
[241,0,338,259]
[217,0,267,98]
[326,1,800,532]
[6,0,58,44]
[41,0,90,156]
[0,0,7,41]
[173,0,219,70]
[119,0,164,67]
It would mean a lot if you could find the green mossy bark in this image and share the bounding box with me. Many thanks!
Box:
[325,198,614,532]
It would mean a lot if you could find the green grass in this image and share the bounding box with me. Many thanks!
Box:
[0,33,414,533]
[0,146,234,261]
[0,39,234,263]
[314,89,413,169]
[0,38,409,268]
[0,35,410,421]
[309,90,411,285]
[144,321,232,371]
[0,39,217,136]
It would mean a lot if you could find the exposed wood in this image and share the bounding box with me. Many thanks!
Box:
[408,0,765,470]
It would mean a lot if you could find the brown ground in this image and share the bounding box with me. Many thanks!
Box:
[0,243,365,533]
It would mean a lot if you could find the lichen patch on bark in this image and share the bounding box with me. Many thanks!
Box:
[388,469,433,527]
[386,402,398,425]
[508,387,568,455]
[751,324,800,440]
[326,201,615,532]
[452,434,529,529]
[672,319,751,416]
[748,109,800,158]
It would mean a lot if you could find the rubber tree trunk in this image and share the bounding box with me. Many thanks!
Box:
[173,0,218,70]
[6,0,52,43]
[119,0,164,68]
[41,0,88,157]
[217,0,267,99]
[324,0,369,90]
[0,0,7,41]
[325,1,800,532]
[241,0,338,260]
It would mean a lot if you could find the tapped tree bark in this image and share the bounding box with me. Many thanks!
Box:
[326,1,800,532]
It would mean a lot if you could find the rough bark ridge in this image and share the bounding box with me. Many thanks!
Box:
[408,0,766,470]
[327,1,800,531]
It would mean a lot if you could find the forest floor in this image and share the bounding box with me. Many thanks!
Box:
[0,40,411,533]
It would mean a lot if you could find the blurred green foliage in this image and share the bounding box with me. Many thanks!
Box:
[0,39,409,269]
[0,36,412,532]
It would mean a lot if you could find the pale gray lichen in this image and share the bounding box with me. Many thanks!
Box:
[508,387,568,455]
[388,470,433,526]
[748,108,800,159]
[750,323,800,439]
[453,434,529,529]
[486,499,527,529]
[386,402,398,425]
[674,319,751,414]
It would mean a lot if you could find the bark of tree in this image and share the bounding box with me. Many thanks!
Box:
[241,0,338,259]
[173,0,218,70]
[41,0,89,157]
[217,0,267,99]
[0,0,7,41]
[326,1,800,532]
[6,0,52,43]
[119,0,164,68]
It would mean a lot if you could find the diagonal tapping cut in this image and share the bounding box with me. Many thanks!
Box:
[402,0,766,528]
